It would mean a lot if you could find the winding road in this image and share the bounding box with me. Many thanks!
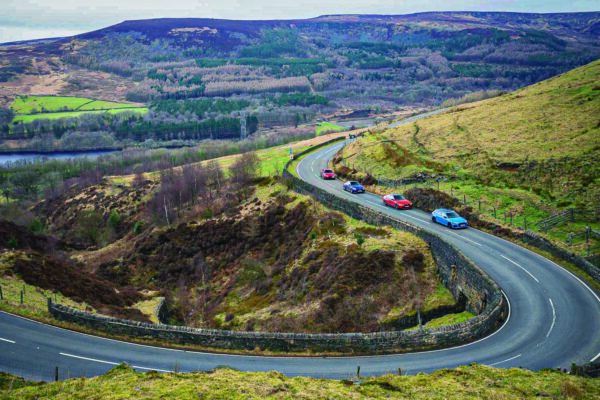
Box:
[1,127,599,381]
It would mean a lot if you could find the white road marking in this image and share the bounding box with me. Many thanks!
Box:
[476,229,600,305]
[0,337,15,344]
[500,255,540,283]
[448,231,483,247]
[489,353,521,366]
[546,298,556,338]
[60,352,172,373]
[592,352,600,362]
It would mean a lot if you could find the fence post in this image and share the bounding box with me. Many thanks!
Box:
[524,216,527,231]
[570,208,575,223]
[20,290,23,305]
[0,285,2,300]
[357,365,361,378]
[463,194,466,205]
[55,366,59,382]
[493,207,496,219]
[478,199,481,212]
[586,226,590,245]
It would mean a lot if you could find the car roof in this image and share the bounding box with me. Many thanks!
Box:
[435,208,454,213]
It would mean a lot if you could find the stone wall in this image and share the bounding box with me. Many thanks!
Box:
[49,299,505,353]
[523,231,600,283]
[48,137,508,354]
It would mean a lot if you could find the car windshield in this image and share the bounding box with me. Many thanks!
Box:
[393,195,405,200]
[349,181,360,185]
[446,211,459,218]
[323,169,333,173]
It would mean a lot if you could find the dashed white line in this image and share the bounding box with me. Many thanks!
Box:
[448,231,483,247]
[500,255,540,283]
[0,337,16,344]
[592,352,600,362]
[60,352,172,373]
[489,353,521,366]
[546,298,556,338]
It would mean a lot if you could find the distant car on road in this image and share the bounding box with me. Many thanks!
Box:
[343,181,365,194]
[382,194,413,209]
[432,208,468,229]
[320,168,336,180]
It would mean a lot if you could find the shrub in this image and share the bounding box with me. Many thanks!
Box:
[7,237,18,249]
[108,210,121,230]
[27,219,44,234]
[133,221,143,235]
[402,250,425,272]
[354,232,365,247]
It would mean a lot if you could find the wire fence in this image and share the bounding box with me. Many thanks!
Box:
[537,207,600,232]
[339,159,600,261]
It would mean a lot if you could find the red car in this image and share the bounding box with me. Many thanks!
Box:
[320,168,336,180]
[382,194,413,209]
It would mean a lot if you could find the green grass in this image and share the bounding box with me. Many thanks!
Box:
[78,100,142,111]
[0,271,93,321]
[11,96,94,114]
[424,311,475,328]
[316,121,345,136]
[9,95,148,124]
[12,108,148,123]
[3,363,599,399]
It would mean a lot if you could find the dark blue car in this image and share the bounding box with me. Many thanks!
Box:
[432,208,468,229]
[343,181,365,194]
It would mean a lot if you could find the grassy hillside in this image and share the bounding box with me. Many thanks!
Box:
[346,59,599,174]
[2,364,599,399]
[339,60,600,255]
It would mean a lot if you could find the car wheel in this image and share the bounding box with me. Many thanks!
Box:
[447,222,452,228]
[432,217,436,223]
[395,204,399,210]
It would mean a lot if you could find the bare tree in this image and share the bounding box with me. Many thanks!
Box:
[230,151,259,201]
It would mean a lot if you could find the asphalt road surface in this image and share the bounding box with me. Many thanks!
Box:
[1,134,599,382]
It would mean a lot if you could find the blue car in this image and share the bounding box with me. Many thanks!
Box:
[432,208,468,229]
[343,180,365,194]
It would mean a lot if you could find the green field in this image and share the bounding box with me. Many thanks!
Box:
[10,95,148,123]
[12,108,148,123]
[315,121,345,136]
[2,363,598,399]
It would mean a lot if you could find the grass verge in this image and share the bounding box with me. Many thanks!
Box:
[2,363,599,399]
